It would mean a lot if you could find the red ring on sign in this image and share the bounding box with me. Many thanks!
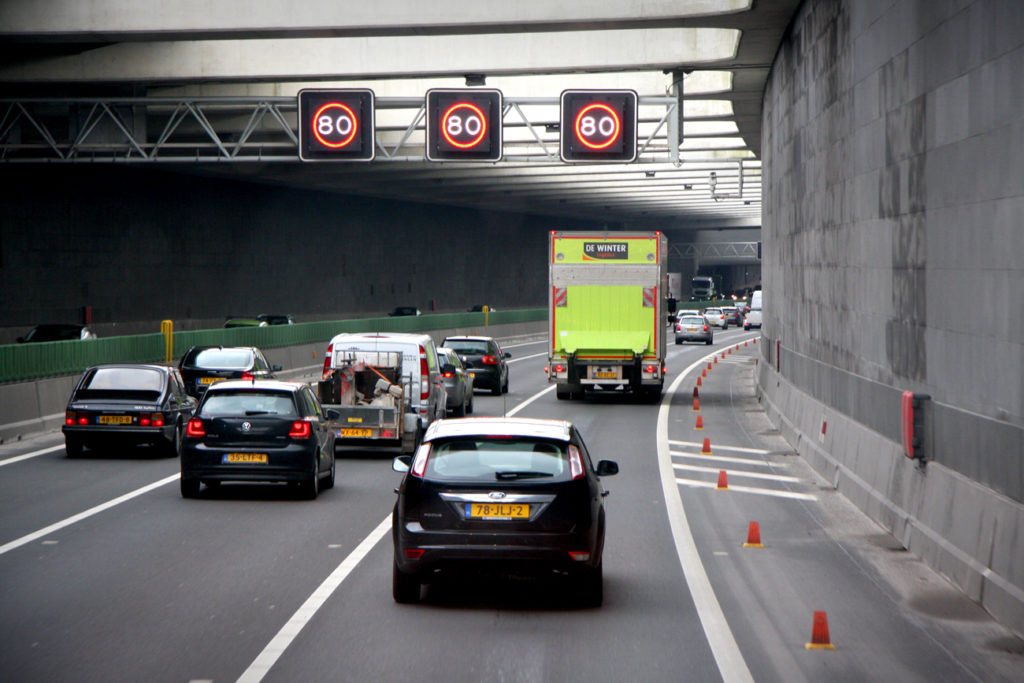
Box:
[574,103,621,150]
[312,102,359,148]
[440,102,487,149]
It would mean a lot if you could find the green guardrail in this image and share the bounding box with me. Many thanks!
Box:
[0,308,546,384]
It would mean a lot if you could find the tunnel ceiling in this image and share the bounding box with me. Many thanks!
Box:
[0,0,800,228]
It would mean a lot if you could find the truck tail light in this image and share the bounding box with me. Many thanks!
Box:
[289,420,312,439]
[186,418,206,437]
[554,363,565,373]
[322,343,334,379]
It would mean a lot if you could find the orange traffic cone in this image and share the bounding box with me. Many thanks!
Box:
[702,437,712,455]
[695,415,704,430]
[707,361,713,370]
[692,397,700,412]
[702,368,707,378]
[693,386,699,399]
[716,469,728,489]
[696,376,703,386]
[805,611,835,650]
[744,341,748,347]
[728,347,733,355]
[743,522,764,548]
[753,338,757,344]
[713,356,718,365]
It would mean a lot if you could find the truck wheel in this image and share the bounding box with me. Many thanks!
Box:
[556,385,573,401]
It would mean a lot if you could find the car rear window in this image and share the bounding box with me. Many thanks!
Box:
[421,437,569,482]
[680,316,705,325]
[200,390,297,417]
[186,348,254,370]
[75,367,164,401]
[705,308,722,315]
[443,340,489,355]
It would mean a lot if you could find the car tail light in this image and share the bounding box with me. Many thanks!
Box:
[410,443,430,477]
[442,371,453,378]
[676,323,681,332]
[404,549,425,560]
[241,371,255,381]
[186,418,206,437]
[139,415,150,426]
[419,345,430,401]
[65,411,75,425]
[568,444,584,480]
[289,420,312,439]
[78,415,89,425]
[481,354,498,365]
[322,343,334,379]
[568,551,591,562]
[704,325,709,332]
[151,413,164,427]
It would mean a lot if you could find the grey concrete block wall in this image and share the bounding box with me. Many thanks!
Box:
[761,0,1024,634]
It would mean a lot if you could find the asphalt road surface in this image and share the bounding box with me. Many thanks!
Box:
[1,331,1021,682]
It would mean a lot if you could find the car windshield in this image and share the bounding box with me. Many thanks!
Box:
[443,340,490,355]
[186,348,253,370]
[423,437,568,481]
[200,390,297,417]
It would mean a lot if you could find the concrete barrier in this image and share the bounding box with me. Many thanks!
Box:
[0,320,545,444]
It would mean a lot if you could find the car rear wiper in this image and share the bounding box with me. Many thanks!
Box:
[494,471,554,480]
[244,410,272,415]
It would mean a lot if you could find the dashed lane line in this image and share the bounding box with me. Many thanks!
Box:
[672,463,801,483]
[675,477,818,501]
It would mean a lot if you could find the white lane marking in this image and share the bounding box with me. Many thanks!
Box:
[672,463,801,483]
[236,379,558,681]
[236,516,392,683]
[669,440,769,455]
[675,477,818,501]
[500,339,547,349]
[0,443,64,467]
[0,473,179,557]
[657,349,754,683]
[506,351,547,364]
[671,451,787,468]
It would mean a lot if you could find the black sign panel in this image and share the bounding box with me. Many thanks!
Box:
[560,90,638,163]
[298,89,375,161]
[426,89,503,162]
[583,242,629,260]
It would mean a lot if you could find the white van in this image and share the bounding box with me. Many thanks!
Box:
[744,290,763,330]
[321,332,446,451]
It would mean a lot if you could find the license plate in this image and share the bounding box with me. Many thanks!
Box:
[338,428,372,437]
[199,377,224,385]
[222,452,268,464]
[467,503,530,519]
[98,415,133,425]
[686,327,699,332]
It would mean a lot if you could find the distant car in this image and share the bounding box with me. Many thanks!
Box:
[223,317,267,328]
[467,304,496,313]
[178,345,281,399]
[18,324,97,343]
[703,307,729,329]
[675,315,713,345]
[388,306,421,317]
[61,363,197,458]
[391,417,618,605]
[721,306,743,326]
[438,347,474,417]
[744,290,763,330]
[256,314,293,325]
[441,335,510,396]
[180,380,336,499]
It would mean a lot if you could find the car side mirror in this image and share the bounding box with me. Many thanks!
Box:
[272,365,283,372]
[392,456,411,473]
[596,460,619,476]
[504,352,511,359]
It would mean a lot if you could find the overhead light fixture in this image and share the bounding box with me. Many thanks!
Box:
[464,74,486,86]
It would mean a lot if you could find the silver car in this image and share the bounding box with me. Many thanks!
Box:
[438,347,474,417]
[675,315,714,345]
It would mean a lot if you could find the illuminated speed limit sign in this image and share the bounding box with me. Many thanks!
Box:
[426,89,503,162]
[298,89,375,161]
[560,90,638,163]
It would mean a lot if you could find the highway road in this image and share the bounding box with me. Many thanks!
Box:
[0,330,1020,682]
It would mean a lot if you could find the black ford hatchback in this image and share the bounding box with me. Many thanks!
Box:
[181,380,336,500]
[391,417,618,605]
[178,345,280,399]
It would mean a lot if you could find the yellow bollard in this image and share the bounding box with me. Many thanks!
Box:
[161,320,173,363]
[483,305,490,326]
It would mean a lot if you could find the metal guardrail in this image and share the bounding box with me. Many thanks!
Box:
[0,308,546,384]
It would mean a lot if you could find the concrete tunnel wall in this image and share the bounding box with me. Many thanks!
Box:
[0,165,597,341]
[759,0,1023,634]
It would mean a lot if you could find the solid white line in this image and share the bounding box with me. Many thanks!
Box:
[675,478,818,501]
[671,451,786,468]
[0,473,179,556]
[669,440,770,455]
[236,515,392,683]
[672,463,801,483]
[507,384,556,416]
[658,350,754,683]
[0,443,64,467]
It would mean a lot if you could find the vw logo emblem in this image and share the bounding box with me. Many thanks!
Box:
[241,421,252,431]
[488,491,506,499]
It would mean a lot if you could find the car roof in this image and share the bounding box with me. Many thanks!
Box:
[186,345,258,353]
[424,417,572,442]
[87,363,170,373]
[204,379,302,392]
[329,332,433,345]
[442,335,495,342]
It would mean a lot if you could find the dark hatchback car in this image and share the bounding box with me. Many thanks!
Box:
[438,347,474,417]
[62,364,197,458]
[18,323,97,342]
[391,417,618,605]
[388,306,421,317]
[440,335,510,396]
[178,345,280,399]
[181,380,336,499]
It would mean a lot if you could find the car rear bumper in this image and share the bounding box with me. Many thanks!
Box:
[62,424,175,447]
[675,333,712,343]
[181,443,317,482]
